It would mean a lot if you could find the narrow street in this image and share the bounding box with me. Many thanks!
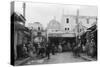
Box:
[21,52,88,65]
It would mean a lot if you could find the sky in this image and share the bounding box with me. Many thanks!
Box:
[14,2,98,28]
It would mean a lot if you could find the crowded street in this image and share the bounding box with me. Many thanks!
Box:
[11,2,97,66]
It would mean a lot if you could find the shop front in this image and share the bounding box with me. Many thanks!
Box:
[48,32,76,52]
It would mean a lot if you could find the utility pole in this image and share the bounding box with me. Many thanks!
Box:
[76,9,79,44]
[87,17,89,24]
[23,2,26,18]
[22,2,26,26]
[46,29,48,43]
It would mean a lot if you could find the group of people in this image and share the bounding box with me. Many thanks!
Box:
[16,37,97,60]
[20,41,58,60]
[72,38,97,58]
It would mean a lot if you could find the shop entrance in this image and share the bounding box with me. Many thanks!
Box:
[48,37,76,52]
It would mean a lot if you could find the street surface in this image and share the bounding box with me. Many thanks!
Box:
[21,52,88,65]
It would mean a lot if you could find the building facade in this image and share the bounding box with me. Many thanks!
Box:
[28,22,47,44]
[11,12,30,60]
[46,14,97,51]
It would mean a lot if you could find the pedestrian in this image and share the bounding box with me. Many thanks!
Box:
[73,41,81,57]
[22,43,28,58]
[88,39,95,57]
[45,43,51,59]
[51,43,55,55]
[82,44,86,53]
[58,44,62,53]
[28,42,34,58]
[72,42,76,54]
[77,41,81,57]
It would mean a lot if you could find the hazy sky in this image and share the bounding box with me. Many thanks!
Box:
[15,2,98,28]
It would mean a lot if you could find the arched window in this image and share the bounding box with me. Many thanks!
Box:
[65,28,67,30]
[38,27,40,30]
[66,18,69,23]
[65,28,69,31]
[68,28,69,30]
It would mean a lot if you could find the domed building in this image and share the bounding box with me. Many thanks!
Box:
[46,18,62,47]
[47,18,61,34]
[30,22,46,44]
[47,19,61,30]
[32,22,44,31]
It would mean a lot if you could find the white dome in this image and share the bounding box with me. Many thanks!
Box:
[47,19,61,30]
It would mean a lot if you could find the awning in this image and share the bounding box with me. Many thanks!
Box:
[87,25,97,31]
[48,33,76,37]
[14,22,29,32]
[11,12,26,23]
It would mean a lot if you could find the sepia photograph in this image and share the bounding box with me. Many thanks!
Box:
[11,1,97,66]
